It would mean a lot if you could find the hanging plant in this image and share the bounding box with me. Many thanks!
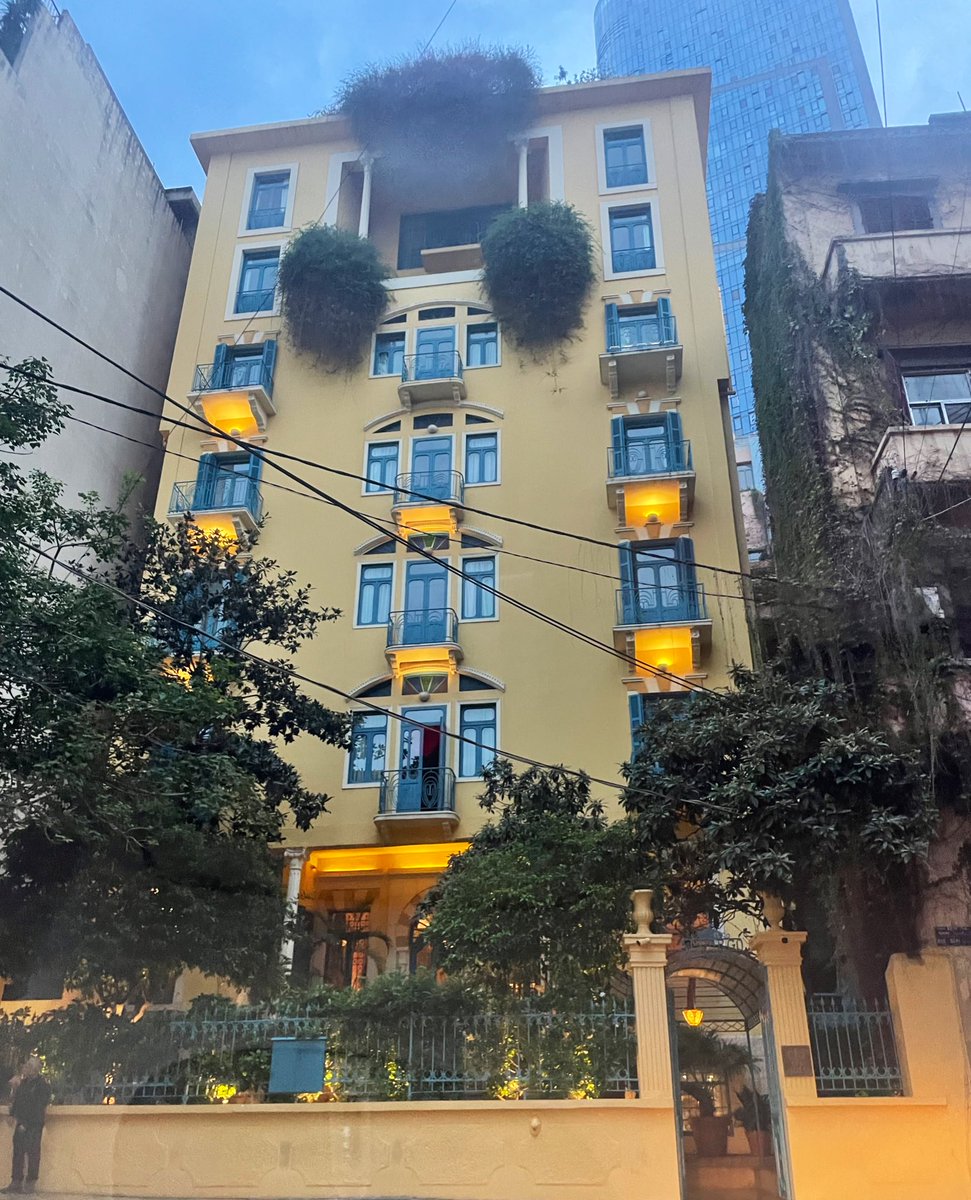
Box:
[277,224,390,369]
[480,202,596,349]
[333,45,541,181]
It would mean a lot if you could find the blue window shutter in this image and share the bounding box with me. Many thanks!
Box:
[247,452,262,482]
[195,453,217,507]
[656,296,674,342]
[610,416,626,476]
[666,410,684,470]
[605,303,619,352]
[628,693,647,750]
[677,537,698,617]
[212,343,228,389]
[618,539,634,623]
[261,338,277,398]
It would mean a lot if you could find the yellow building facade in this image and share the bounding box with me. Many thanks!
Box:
[156,70,751,986]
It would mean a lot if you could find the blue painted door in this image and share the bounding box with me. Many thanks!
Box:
[625,422,669,475]
[415,326,456,380]
[398,706,446,812]
[404,560,448,643]
[411,436,453,499]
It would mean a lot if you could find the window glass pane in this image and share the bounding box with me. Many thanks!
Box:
[349,713,387,783]
[459,704,497,777]
[465,433,498,484]
[461,557,496,619]
[248,171,289,229]
[904,373,971,404]
[604,127,648,188]
[609,207,656,273]
[365,442,399,493]
[235,250,279,313]
[373,333,406,376]
[467,322,499,367]
[357,564,393,626]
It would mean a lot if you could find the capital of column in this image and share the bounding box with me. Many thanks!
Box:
[749,928,807,968]
[624,931,674,969]
[284,847,308,867]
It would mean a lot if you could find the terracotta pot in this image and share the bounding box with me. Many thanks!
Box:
[690,1115,730,1157]
[745,1128,774,1158]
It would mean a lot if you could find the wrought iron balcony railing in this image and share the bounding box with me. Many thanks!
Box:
[393,471,465,507]
[192,355,274,398]
[610,247,658,275]
[401,351,464,384]
[607,441,692,478]
[615,583,708,626]
[378,767,457,815]
[387,607,459,648]
[248,207,286,230]
[169,472,263,523]
[605,310,679,354]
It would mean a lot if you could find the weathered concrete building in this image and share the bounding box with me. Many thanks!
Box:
[0,2,198,511]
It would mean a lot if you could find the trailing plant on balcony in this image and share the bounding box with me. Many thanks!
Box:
[333,45,541,181]
[277,224,390,369]
[481,202,596,348]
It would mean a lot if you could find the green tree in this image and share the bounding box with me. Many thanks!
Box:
[0,358,346,1003]
[425,761,644,999]
[623,668,936,995]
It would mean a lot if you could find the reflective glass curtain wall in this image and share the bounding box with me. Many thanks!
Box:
[594,0,880,478]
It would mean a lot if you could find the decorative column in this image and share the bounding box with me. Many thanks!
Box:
[280,848,308,974]
[516,138,529,208]
[749,896,816,1101]
[624,889,675,1101]
[358,154,374,238]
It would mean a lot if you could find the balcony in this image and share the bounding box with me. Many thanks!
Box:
[600,309,683,399]
[613,584,712,677]
[606,441,695,523]
[374,768,459,842]
[385,607,463,676]
[872,424,971,483]
[167,471,263,538]
[189,349,276,436]
[823,228,971,289]
[392,470,465,535]
[398,351,466,407]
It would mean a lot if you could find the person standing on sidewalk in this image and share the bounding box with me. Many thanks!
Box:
[3,1058,51,1195]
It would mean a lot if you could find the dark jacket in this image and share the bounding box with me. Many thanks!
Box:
[10,1076,51,1129]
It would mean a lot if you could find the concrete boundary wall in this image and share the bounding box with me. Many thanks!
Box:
[41,1100,681,1200]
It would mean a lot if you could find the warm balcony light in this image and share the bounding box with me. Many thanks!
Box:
[682,1008,705,1027]
[623,480,683,528]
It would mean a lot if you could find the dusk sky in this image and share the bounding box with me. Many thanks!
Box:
[64,0,970,193]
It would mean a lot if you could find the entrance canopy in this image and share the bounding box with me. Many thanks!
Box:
[666,944,767,1032]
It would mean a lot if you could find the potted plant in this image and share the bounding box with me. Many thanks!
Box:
[734,1085,773,1157]
[677,1026,752,1158]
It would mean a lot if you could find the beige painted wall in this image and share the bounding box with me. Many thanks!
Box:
[40,1100,680,1200]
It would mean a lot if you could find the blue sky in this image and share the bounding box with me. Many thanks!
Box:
[65,0,969,192]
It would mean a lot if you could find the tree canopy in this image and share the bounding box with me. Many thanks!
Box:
[0,358,346,1003]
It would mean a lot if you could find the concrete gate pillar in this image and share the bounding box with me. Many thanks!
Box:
[624,889,675,1100]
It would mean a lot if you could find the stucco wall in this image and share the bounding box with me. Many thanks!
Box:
[40,1100,680,1200]
[0,7,195,514]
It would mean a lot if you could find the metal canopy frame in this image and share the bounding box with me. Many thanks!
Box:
[666,946,767,1032]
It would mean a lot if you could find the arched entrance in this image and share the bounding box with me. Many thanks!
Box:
[666,936,792,1200]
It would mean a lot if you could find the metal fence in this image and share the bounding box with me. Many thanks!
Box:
[807,994,902,1096]
[44,1006,637,1105]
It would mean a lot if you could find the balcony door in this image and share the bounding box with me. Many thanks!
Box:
[410,436,453,499]
[404,560,448,643]
[196,452,259,509]
[621,540,696,623]
[398,707,446,812]
[415,327,456,380]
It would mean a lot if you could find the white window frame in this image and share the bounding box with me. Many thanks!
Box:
[460,553,499,624]
[601,199,665,282]
[461,427,502,488]
[456,700,500,780]
[353,559,397,630]
[596,120,657,196]
[238,163,299,237]
[464,320,502,371]
[361,439,401,496]
[344,707,391,789]
[225,238,286,321]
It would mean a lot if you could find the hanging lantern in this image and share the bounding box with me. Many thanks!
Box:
[682,977,704,1027]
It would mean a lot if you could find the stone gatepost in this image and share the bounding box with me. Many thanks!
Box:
[624,889,675,1101]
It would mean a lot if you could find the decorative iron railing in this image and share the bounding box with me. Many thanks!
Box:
[378,767,456,815]
[807,994,903,1096]
[235,287,276,315]
[247,207,286,230]
[401,351,464,383]
[608,441,692,478]
[32,1005,637,1104]
[609,247,659,276]
[393,471,465,507]
[169,473,263,523]
[616,583,708,626]
[387,607,459,648]
[605,309,678,354]
[192,356,274,397]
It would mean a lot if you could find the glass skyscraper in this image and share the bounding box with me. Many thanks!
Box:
[595,0,880,480]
